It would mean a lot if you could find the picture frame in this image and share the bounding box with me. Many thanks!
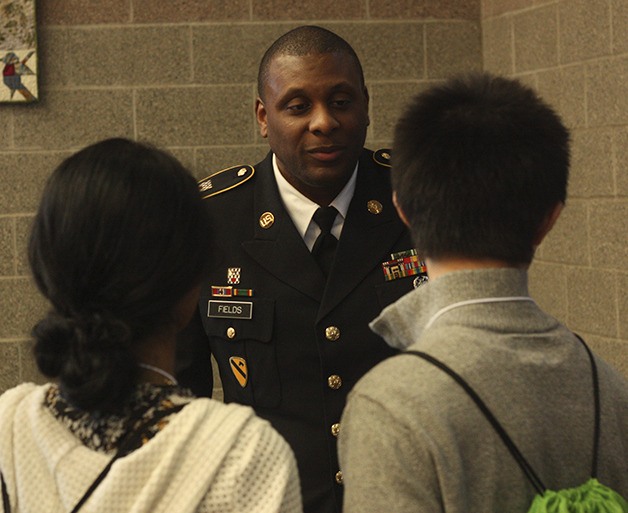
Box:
[1,0,38,103]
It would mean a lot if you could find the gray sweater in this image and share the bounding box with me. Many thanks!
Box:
[339,268,628,513]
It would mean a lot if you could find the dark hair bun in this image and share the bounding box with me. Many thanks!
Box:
[33,312,137,411]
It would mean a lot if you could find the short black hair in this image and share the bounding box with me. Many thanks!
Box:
[392,73,570,265]
[257,25,365,100]
[29,138,212,411]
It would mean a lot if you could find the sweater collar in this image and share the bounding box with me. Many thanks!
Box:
[370,268,530,350]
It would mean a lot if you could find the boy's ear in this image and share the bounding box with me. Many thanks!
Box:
[392,191,411,228]
[534,202,564,246]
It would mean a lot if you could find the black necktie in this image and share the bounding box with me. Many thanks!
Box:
[311,206,338,276]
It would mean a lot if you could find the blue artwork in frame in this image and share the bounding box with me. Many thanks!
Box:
[1,0,38,103]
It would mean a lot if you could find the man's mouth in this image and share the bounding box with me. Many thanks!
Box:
[308,146,345,162]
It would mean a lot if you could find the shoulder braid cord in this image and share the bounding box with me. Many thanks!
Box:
[406,334,599,496]
[0,403,185,513]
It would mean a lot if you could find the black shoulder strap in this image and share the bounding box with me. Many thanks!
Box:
[405,349,547,494]
[70,403,186,513]
[1,403,186,513]
[406,334,600,494]
[574,334,600,478]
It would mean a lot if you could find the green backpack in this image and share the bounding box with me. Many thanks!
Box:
[407,335,627,513]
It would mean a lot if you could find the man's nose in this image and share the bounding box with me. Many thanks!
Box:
[309,105,340,134]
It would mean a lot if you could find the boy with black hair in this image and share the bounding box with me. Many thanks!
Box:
[339,73,628,513]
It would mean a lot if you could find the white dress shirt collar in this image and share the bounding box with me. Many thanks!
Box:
[272,153,358,250]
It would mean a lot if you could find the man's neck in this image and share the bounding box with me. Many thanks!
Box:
[425,257,526,281]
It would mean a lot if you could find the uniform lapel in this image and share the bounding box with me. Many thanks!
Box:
[318,152,405,320]
[242,153,325,302]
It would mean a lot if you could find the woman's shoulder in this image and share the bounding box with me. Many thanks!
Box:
[0,382,46,412]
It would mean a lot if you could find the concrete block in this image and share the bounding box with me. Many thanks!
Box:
[136,85,254,147]
[64,27,192,86]
[513,4,558,72]
[618,272,628,340]
[0,114,10,148]
[19,339,47,386]
[39,0,131,25]
[334,23,425,82]
[426,21,482,79]
[484,0,534,17]
[569,129,615,198]
[370,0,480,19]
[252,0,366,20]
[584,335,628,379]
[587,57,628,127]
[0,342,20,394]
[132,0,249,22]
[13,90,134,150]
[615,129,628,196]
[15,216,33,276]
[0,278,48,339]
[193,24,291,85]
[37,28,72,88]
[0,219,15,276]
[159,147,196,176]
[368,81,433,144]
[559,0,611,64]
[611,0,628,54]
[540,201,589,265]
[0,153,64,215]
[528,261,567,323]
[536,65,586,129]
[589,201,628,270]
[482,16,513,75]
[567,267,617,337]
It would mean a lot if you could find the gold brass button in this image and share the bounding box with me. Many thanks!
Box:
[331,423,340,437]
[226,327,236,339]
[328,375,342,390]
[335,470,343,484]
[325,326,340,341]
[367,200,383,214]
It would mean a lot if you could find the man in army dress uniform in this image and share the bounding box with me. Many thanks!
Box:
[177,26,427,513]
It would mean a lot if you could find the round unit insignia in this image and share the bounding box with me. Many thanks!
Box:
[413,275,429,289]
[259,211,275,228]
[367,200,383,215]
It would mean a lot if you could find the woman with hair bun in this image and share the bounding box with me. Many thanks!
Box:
[0,138,302,513]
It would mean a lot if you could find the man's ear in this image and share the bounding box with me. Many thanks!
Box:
[392,191,410,227]
[534,202,564,246]
[255,98,268,138]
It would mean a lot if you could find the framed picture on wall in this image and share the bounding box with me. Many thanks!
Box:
[1,0,38,103]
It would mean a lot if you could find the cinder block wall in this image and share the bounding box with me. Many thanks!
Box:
[1,0,625,394]
[483,0,628,377]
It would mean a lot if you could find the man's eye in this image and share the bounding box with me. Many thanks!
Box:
[286,102,309,113]
[331,98,351,108]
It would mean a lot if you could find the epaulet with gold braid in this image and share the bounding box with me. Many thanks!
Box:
[198,165,255,199]
[373,148,392,168]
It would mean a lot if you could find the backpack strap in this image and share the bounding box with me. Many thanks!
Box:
[406,333,600,495]
[573,334,600,478]
[405,349,547,494]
